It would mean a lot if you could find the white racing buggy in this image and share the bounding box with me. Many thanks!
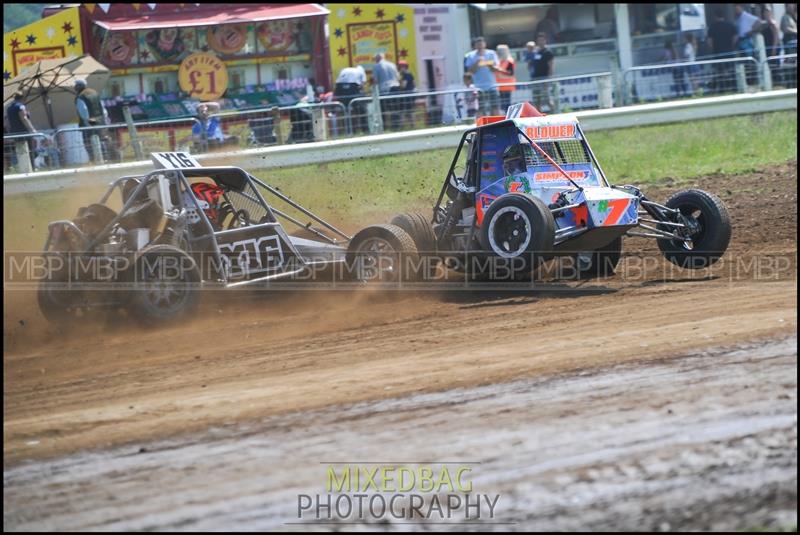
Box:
[361,102,732,281]
[37,152,352,323]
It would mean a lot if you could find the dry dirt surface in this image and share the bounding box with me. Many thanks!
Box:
[3,337,796,531]
[3,161,797,530]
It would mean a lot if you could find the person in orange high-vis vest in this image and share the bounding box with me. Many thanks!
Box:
[495,44,516,114]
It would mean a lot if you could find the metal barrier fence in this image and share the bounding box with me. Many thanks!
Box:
[495,72,615,114]
[622,56,760,105]
[207,101,348,149]
[51,117,201,170]
[3,132,50,174]
[764,53,797,90]
[3,57,793,172]
[346,87,487,135]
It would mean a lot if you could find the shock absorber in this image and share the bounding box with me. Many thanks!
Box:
[438,191,467,243]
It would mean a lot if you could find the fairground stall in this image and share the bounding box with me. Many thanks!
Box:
[34,3,331,162]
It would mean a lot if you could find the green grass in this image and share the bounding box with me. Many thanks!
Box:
[249,110,796,223]
[4,111,796,250]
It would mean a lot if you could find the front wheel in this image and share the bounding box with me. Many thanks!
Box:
[478,193,555,276]
[657,189,731,269]
[128,245,201,324]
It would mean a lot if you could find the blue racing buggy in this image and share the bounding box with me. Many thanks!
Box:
[353,102,732,281]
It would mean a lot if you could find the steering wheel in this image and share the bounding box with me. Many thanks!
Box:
[226,209,251,230]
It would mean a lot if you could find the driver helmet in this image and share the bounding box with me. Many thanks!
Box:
[189,182,226,223]
[502,143,528,176]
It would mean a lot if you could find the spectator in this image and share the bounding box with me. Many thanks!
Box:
[6,91,36,136]
[707,8,737,58]
[707,7,738,93]
[780,3,797,54]
[6,91,38,169]
[661,39,688,97]
[536,7,561,44]
[760,6,781,57]
[396,60,416,129]
[372,53,400,95]
[761,6,782,84]
[683,33,699,95]
[33,133,61,170]
[523,40,537,79]
[529,32,555,112]
[75,78,112,163]
[457,72,480,121]
[334,65,367,133]
[495,44,516,114]
[464,36,500,115]
[190,102,238,152]
[372,53,400,129]
[734,4,762,56]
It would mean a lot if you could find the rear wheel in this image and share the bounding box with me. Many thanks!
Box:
[657,189,731,269]
[390,212,438,278]
[478,193,555,277]
[390,212,437,255]
[346,224,420,283]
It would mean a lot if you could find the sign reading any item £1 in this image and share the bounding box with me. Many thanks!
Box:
[178,52,229,101]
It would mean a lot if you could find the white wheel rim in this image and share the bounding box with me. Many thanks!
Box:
[487,206,532,258]
[355,237,397,280]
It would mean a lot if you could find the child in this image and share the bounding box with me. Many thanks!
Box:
[458,72,480,120]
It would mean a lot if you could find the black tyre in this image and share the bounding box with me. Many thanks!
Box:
[129,245,201,324]
[478,193,555,275]
[346,224,420,283]
[390,212,437,255]
[571,237,623,279]
[657,189,731,269]
[37,280,77,323]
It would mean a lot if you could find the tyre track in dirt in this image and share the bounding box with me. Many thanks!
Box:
[3,161,797,468]
[3,336,796,531]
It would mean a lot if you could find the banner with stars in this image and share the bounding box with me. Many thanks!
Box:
[3,7,84,80]
[327,3,417,89]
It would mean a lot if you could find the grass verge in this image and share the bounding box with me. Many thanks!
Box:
[4,111,796,251]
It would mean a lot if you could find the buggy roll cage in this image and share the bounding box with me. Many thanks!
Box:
[430,119,685,241]
[54,167,352,257]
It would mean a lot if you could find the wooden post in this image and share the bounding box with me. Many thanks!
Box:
[14,140,33,173]
[123,104,144,160]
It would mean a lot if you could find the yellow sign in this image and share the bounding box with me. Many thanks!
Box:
[327,4,417,91]
[4,7,84,80]
[178,52,228,101]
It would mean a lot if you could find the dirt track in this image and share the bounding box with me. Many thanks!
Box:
[3,161,798,530]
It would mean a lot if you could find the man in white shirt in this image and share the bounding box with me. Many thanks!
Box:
[734,3,763,56]
[734,4,760,37]
[336,65,366,86]
[334,65,368,133]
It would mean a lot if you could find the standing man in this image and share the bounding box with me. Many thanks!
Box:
[535,7,561,44]
[74,78,110,163]
[7,91,37,136]
[523,41,537,79]
[373,53,400,130]
[529,32,555,113]
[706,7,737,93]
[6,91,38,169]
[334,65,367,133]
[464,36,500,116]
[397,60,416,129]
[780,3,797,54]
[734,4,763,56]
